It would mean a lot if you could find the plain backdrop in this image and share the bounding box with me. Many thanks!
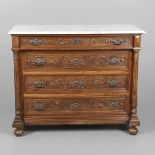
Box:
[0,0,155,155]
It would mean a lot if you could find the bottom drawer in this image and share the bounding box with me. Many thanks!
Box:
[24,96,130,116]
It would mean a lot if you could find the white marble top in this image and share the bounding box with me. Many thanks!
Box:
[8,25,145,35]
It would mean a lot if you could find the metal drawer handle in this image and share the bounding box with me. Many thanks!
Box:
[33,103,46,111]
[30,57,47,66]
[32,80,48,88]
[106,56,124,65]
[69,80,85,89]
[110,39,127,45]
[71,38,83,44]
[110,101,120,109]
[29,39,42,46]
[69,58,81,63]
[70,102,80,110]
[107,79,119,87]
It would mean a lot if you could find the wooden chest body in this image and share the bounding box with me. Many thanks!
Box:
[9,25,145,136]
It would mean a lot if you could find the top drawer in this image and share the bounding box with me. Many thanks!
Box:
[19,35,133,50]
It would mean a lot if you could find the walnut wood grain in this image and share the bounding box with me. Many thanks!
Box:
[10,34,142,136]
[19,35,133,50]
[12,36,24,136]
[24,116,129,125]
[24,75,129,94]
[129,35,141,135]
[22,51,130,70]
[24,97,129,116]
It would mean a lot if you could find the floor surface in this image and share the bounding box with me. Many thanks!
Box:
[0,101,155,155]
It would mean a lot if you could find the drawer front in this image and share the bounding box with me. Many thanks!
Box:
[24,75,129,93]
[20,35,133,50]
[24,97,129,116]
[22,51,130,70]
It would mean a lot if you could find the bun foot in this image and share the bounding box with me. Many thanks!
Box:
[128,126,138,135]
[14,128,24,137]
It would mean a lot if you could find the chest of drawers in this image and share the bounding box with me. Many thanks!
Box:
[8,25,145,136]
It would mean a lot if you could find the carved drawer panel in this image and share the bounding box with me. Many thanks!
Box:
[24,97,130,116]
[20,35,133,50]
[22,51,130,70]
[24,75,129,93]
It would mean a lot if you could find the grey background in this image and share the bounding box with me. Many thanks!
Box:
[0,0,155,154]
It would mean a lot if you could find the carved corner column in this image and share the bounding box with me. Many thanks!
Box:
[129,35,141,135]
[12,36,24,136]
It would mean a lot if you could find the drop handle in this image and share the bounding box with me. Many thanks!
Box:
[30,57,47,66]
[106,56,124,65]
[110,39,127,45]
[29,39,42,46]
[32,80,48,88]
[107,79,119,87]
[70,102,80,110]
[33,103,46,111]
